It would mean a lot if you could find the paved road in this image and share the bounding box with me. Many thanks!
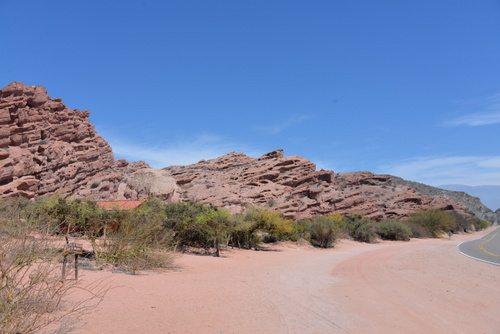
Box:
[458,227,500,266]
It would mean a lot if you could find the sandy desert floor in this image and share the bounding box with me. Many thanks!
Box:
[70,227,499,334]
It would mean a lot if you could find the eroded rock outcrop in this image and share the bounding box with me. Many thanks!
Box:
[0,82,177,201]
[164,150,472,221]
[1,82,491,223]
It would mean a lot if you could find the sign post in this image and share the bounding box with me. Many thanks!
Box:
[62,243,83,281]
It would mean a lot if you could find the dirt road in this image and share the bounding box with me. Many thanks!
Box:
[72,228,500,334]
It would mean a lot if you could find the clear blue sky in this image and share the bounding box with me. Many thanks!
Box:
[1,1,499,187]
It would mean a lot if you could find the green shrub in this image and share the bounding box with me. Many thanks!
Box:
[229,220,262,249]
[376,220,411,241]
[476,220,489,230]
[307,216,343,248]
[351,221,377,243]
[161,201,211,250]
[345,214,377,243]
[243,207,297,243]
[407,209,456,237]
[405,222,432,238]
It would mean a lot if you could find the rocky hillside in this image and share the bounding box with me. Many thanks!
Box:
[164,150,478,221]
[1,82,495,224]
[391,176,498,224]
[0,82,178,201]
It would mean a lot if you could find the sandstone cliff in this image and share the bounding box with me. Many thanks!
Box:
[164,150,474,221]
[1,82,493,224]
[0,82,177,201]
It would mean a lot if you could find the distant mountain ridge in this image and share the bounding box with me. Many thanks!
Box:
[437,185,500,211]
[390,177,498,224]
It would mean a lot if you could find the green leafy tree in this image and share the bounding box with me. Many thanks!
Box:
[162,201,211,250]
[196,207,234,257]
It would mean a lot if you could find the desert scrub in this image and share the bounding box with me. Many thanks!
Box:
[0,201,105,333]
[376,220,411,241]
[476,220,489,230]
[405,222,432,238]
[346,215,377,243]
[407,209,456,237]
[352,221,377,243]
[448,209,489,232]
[307,216,343,248]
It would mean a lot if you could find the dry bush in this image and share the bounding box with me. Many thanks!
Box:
[91,215,175,274]
[0,202,106,334]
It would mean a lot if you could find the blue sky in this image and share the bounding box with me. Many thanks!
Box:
[1,1,500,187]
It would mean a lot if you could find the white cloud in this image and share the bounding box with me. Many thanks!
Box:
[378,155,500,186]
[106,134,262,169]
[448,112,500,126]
[254,114,310,135]
[478,157,500,168]
[448,93,500,126]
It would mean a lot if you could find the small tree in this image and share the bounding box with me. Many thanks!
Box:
[196,207,234,257]
[161,201,211,250]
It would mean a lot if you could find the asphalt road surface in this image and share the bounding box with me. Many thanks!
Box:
[458,227,500,266]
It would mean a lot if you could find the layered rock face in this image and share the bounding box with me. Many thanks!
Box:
[0,82,177,201]
[164,150,472,221]
[1,82,492,223]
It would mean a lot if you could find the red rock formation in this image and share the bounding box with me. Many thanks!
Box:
[0,82,177,201]
[164,150,466,220]
[0,82,477,221]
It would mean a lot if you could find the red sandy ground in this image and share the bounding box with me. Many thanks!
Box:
[70,228,499,334]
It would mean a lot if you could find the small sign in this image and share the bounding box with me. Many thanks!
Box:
[64,242,83,254]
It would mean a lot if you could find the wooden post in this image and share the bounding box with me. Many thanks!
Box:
[62,243,83,281]
[75,254,79,280]
[62,254,68,281]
